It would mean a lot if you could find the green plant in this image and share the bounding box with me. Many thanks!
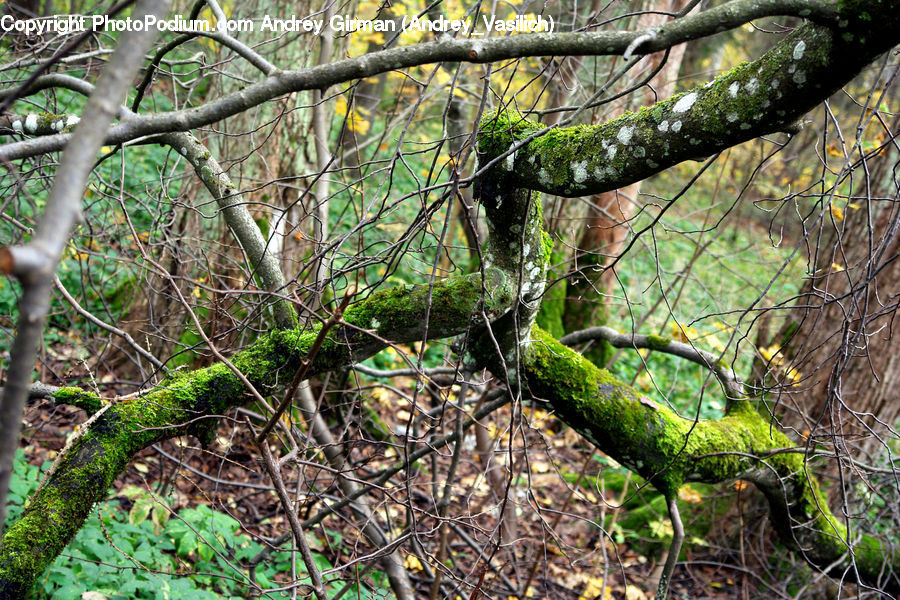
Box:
[5,450,391,599]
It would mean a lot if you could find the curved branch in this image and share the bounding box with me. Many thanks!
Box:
[0,0,861,163]
[523,327,900,592]
[474,18,899,197]
[560,325,743,399]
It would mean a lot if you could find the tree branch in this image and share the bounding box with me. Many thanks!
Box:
[523,327,900,592]
[0,270,513,595]
[0,0,861,164]
[560,325,743,400]
[0,0,171,545]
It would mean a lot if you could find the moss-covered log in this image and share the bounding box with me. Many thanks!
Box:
[523,327,900,591]
[0,271,513,596]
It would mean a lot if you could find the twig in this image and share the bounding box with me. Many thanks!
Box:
[654,496,684,600]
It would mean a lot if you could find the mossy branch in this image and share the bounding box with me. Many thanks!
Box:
[0,271,513,596]
[523,326,900,592]
[476,14,900,198]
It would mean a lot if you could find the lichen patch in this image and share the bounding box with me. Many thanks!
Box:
[616,125,634,145]
[672,92,698,113]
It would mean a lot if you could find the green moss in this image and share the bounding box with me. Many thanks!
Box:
[51,387,103,414]
[646,334,671,350]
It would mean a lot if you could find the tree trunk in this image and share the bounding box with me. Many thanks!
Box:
[781,122,900,461]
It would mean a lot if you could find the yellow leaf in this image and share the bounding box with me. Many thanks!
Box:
[831,262,845,272]
[625,585,648,600]
[335,97,349,117]
[669,321,697,343]
[678,485,703,504]
[830,205,844,221]
[759,344,783,364]
[403,554,424,572]
[362,31,384,45]
[347,110,370,135]
[579,577,613,600]
[649,519,673,539]
[734,480,748,492]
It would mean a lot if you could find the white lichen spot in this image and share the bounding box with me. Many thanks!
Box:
[504,143,518,171]
[522,244,531,257]
[606,145,617,160]
[633,146,646,158]
[740,123,752,130]
[793,69,806,85]
[727,112,738,122]
[647,159,658,169]
[658,120,669,132]
[616,125,634,145]
[12,120,22,132]
[793,40,806,60]
[181,147,187,155]
[52,120,62,131]
[510,224,522,234]
[371,317,381,329]
[528,154,536,164]
[572,160,588,183]
[671,120,682,133]
[788,64,796,74]
[728,82,739,98]
[504,151,516,172]
[672,92,698,113]
[24,114,38,133]
[771,79,780,89]
[745,78,759,95]
[539,168,551,186]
